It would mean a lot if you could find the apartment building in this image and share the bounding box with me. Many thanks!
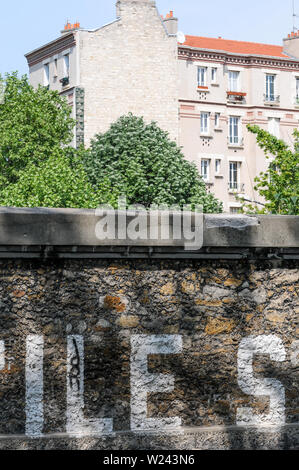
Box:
[25,0,299,212]
[179,34,299,211]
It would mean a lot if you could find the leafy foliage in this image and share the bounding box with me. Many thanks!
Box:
[83,114,223,213]
[0,148,119,208]
[0,73,120,208]
[242,125,299,215]
[0,72,75,185]
[0,77,222,212]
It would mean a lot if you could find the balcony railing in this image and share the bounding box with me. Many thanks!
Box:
[228,182,245,193]
[264,94,280,104]
[227,136,244,147]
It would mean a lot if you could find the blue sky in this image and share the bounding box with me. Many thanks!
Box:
[0,0,296,77]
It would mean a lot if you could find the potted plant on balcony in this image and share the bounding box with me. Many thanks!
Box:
[60,77,69,87]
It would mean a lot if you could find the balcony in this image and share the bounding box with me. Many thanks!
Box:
[264,94,280,106]
[227,136,244,148]
[227,91,247,104]
[228,182,245,194]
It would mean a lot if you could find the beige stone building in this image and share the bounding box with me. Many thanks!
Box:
[25,0,299,212]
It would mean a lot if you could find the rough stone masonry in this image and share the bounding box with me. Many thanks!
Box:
[0,208,297,450]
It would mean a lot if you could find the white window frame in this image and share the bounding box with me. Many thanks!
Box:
[214,113,220,128]
[228,71,240,92]
[268,117,280,138]
[53,58,58,78]
[211,68,218,84]
[215,159,221,175]
[63,54,70,77]
[229,161,240,190]
[230,206,240,214]
[229,116,241,144]
[201,159,210,181]
[266,74,276,101]
[198,67,207,87]
[200,112,210,135]
[43,63,50,87]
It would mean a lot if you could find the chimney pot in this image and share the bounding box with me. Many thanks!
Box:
[163,10,178,35]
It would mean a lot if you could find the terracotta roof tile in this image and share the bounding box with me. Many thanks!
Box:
[182,35,290,58]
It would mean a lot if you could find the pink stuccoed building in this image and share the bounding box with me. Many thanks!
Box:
[25,0,299,212]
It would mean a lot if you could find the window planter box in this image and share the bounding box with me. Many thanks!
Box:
[197,86,209,92]
[227,91,247,97]
[227,91,246,104]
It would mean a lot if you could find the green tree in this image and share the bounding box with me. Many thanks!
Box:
[0,148,119,209]
[83,114,223,213]
[243,125,299,215]
[0,72,75,186]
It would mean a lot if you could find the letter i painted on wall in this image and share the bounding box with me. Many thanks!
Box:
[66,335,113,436]
[25,335,44,437]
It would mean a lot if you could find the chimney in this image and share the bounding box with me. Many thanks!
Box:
[283,30,299,58]
[162,10,178,35]
[116,0,155,18]
[61,21,80,35]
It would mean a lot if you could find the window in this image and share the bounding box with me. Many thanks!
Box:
[266,74,275,101]
[198,67,207,87]
[230,207,240,214]
[229,116,241,144]
[200,112,210,134]
[229,162,239,190]
[211,68,217,84]
[54,59,58,78]
[214,113,220,128]
[296,78,299,102]
[215,159,221,174]
[201,159,210,181]
[268,117,280,138]
[64,54,70,77]
[44,63,50,86]
[228,71,240,92]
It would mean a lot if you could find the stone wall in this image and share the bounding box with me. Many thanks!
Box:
[0,257,298,450]
[79,0,179,145]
